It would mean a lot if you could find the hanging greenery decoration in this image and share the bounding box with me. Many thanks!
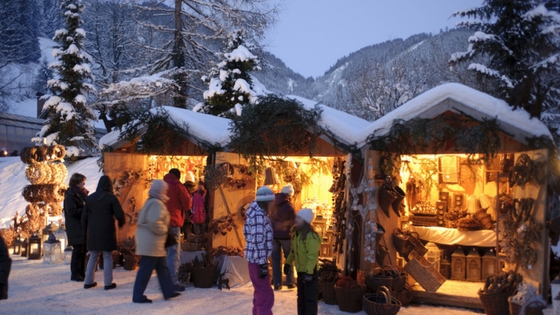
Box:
[367,115,502,162]
[116,106,193,155]
[228,95,323,170]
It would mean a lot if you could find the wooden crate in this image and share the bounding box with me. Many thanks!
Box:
[410,215,438,227]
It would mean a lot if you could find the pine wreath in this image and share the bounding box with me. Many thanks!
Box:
[229,95,323,170]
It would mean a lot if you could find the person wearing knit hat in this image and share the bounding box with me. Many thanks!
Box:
[244,186,275,315]
[281,184,294,196]
[284,208,320,315]
[133,180,180,303]
[270,184,296,290]
[163,169,192,292]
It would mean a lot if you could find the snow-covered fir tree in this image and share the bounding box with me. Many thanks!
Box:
[197,31,261,117]
[37,0,96,155]
[451,0,560,118]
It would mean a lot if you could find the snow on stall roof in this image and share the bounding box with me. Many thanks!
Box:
[287,95,371,146]
[99,106,232,149]
[356,83,553,148]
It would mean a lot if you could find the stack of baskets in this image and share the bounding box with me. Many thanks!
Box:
[334,285,365,313]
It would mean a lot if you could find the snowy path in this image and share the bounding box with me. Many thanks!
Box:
[1,256,483,315]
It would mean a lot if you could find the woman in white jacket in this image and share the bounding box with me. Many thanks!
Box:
[132,180,180,303]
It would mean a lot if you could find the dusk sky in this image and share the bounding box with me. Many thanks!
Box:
[266,0,483,78]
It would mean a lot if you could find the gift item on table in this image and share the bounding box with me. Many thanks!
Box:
[467,195,481,214]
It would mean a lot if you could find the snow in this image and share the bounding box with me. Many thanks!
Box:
[99,106,232,149]
[468,31,494,43]
[1,256,483,315]
[0,157,103,228]
[525,4,560,23]
[355,83,553,148]
[65,146,81,158]
[287,95,371,147]
[226,45,257,62]
[66,44,80,55]
[234,103,243,116]
[203,78,225,99]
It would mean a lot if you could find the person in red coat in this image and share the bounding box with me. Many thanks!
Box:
[163,169,192,291]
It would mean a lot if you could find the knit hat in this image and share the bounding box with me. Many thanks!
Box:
[149,180,169,202]
[256,186,275,202]
[297,208,315,224]
[169,168,181,180]
[281,184,294,196]
[185,171,196,183]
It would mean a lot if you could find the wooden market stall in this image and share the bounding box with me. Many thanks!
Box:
[353,83,555,309]
[98,106,231,242]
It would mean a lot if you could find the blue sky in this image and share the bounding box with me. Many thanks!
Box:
[266,0,482,78]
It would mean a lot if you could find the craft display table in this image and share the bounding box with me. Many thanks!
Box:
[410,226,496,247]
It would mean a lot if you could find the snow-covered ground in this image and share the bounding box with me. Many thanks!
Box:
[0,157,103,228]
[1,256,482,315]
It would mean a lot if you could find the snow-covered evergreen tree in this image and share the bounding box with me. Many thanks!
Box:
[451,1,560,118]
[37,0,96,155]
[197,31,261,117]
[136,0,276,108]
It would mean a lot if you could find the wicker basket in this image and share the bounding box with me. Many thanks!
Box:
[404,256,445,292]
[392,284,413,306]
[390,272,407,292]
[182,242,203,252]
[365,270,393,293]
[187,233,207,243]
[334,285,365,313]
[508,298,546,315]
[123,255,139,271]
[318,281,337,305]
[192,266,216,288]
[392,229,415,259]
[479,291,511,315]
[363,287,402,315]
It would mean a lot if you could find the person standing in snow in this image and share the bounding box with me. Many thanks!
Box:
[191,181,207,235]
[270,184,296,290]
[82,175,125,291]
[0,234,11,300]
[132,180,180,303]
[63,173,88,282]
[244,186,275,315]
[163,169,192,292]
[182,171,197,235]
[284,209,320,315]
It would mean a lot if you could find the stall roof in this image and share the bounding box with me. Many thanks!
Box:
[99,106,232,150]
[288,95,371,147]
[355,83,553,148]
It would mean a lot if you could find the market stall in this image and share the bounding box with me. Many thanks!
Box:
[354,83,555,309]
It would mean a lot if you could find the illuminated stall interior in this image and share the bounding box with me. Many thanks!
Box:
[256,156,347,259]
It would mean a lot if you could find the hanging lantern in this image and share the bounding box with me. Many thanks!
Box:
[13,234,23,255]
[466,248,481,282]
[263,167,280,186]
[481,249,497,279]
[54,224,67,250]
[451,248,466,280]
[28,231,42,260]
[21,238,28,257]
[43,232,62,264]
[42,222,58,242]
[63,246,73,265]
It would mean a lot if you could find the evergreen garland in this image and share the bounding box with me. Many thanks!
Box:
[117,107,192,155]
[229,95,323,170]
[367,115,502,161]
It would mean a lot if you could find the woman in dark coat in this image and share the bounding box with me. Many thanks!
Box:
[82,175,125,291]
[0,234,11,300]
[64,173,88,282]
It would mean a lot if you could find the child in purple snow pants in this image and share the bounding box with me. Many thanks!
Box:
[248,262,274,315]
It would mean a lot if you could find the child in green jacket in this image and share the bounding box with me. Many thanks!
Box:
[284,208,321,315]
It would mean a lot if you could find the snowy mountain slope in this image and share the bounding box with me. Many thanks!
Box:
[0,156,103,228]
